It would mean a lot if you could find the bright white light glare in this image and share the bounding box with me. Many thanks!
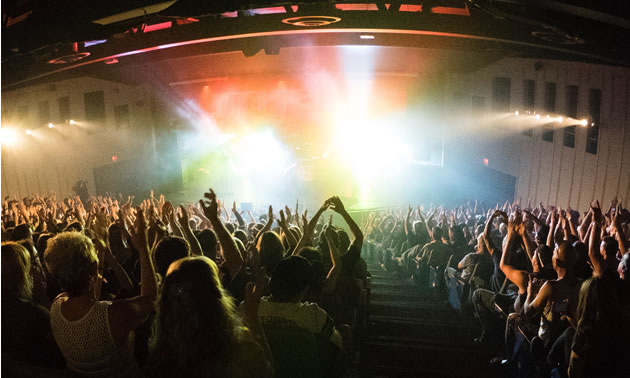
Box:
[47,123,54,128]
[0,128,17,145]
[557,117,563,123]
[546,115,550,119]
[360,34,375,40]
[69,119,76,125]
[514,111,519,117]
[25,129,33,135]
[535,114,541,120]
[229,130,289,176]
[580,119,588,126]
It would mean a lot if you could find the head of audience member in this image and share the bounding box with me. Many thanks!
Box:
[553,241,577,275]
[44,232,98,297]
[269,256,313,303]
[535,226,550,247]
[336,229,350,253]
[414,221,429,242]
[233,229,248,246]
[476,234,487,254]
[36,233,53,265]
[151,256,240,373]
[600,236,619,261]
[299,247,325,285]
[11,223,32,242]
[64,221,83,233]
[197,229,218,260]
[224,222,235,234]
[2,242,33,301]
[154,236,191,278]
[537,245,553,269]
[449,225,466,245]
[258,231,284,273]
[572,241,593,278]
[432,226,443,242]
[107,223,130,264]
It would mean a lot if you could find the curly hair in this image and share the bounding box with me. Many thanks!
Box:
[44,232,97,296]
[149,256,242,377]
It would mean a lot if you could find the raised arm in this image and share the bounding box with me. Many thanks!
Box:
[291,201,329,256]
[588,203,605,277]
[547,209,558,248]
[254,206,274,247]
[321,226,343,294]
[278,210,298,251]
[578,209,593,242]
[329,196,363,250]
[232,201,247,230]
[200,189,243,278]
[500,218,528,294]
[177,205,203,256]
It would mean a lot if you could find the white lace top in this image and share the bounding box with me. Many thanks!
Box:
[50,298,143,377]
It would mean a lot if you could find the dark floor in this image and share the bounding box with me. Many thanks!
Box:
[359,266,502,378]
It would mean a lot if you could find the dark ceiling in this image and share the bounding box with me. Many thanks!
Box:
[2,0,630,90]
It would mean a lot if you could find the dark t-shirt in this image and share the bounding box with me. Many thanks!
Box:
[1,298,65,368]
[458,252,493,282]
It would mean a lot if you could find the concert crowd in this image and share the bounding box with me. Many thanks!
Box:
[2,186,629,377]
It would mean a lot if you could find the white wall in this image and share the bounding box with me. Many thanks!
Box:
[1,77,156,198]
[446,58,630,211]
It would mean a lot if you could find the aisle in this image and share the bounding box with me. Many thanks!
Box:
[359,266,501,377]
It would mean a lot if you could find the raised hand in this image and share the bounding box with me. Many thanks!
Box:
[129,207,149,252]
[328,196,346,214]
[177,205,190,227]
[278,209,288,229]
[200,189,219,220]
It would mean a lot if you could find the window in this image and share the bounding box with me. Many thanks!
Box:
[38,101,50,126]
[58,96,71,121]
[542,82,556,142]
[586,89,601,154]
[492,77,511,112]
[114,104,130,129]
[522,80,535,136]
[84,90,105,121]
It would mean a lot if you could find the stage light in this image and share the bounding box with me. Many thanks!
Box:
[580,119,588,126]
[483,158,489,166]
[112,155,118,162]
[25,129,33,135]
[322,152,329,159]
[69,119,76,125]
[360,34,375,40]
[514,111,519,117]
[546,115,550,119]
[557,116,563,123]
[0,128,17,145]
[591,122,595,126]
[48,123,54,128]
[535,114,541,120]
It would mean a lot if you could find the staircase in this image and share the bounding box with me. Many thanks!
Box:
[360,266,502,377]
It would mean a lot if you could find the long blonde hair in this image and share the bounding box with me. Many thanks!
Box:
[1,242,33,300]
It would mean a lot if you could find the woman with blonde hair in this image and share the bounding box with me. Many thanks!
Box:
[1,242,64,370]
[44,209,157,377]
